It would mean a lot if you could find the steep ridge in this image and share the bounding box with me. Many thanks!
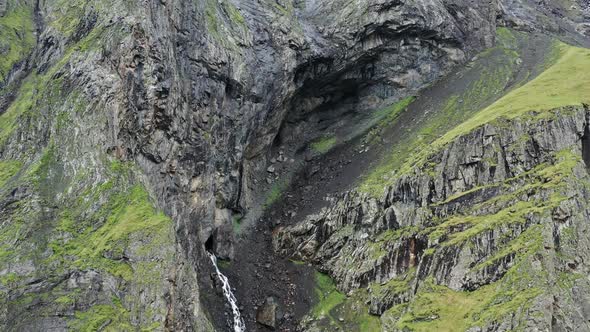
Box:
[275,41,590,331]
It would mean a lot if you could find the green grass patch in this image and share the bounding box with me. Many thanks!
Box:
[69,297,133,331]
[389,150,578,329]
[310,136,337,154]
[425,149,576,247]
[396,278,491,332]
[440,43,590,146]
[48,0,85,37]
[496,27,518,49]
[472,225,544,272]
[232,213,243,234]
[218,259,231,269]
[264,179,288,208]
[309,283,381,332]
[369,226,419,259]
[307,271,383,331]
[0,272,18,286]
[0,160,22,188]
[0,75,37,146]
[425,198,554,247]
[395,271,543,332]
[395,43,589,187]
[221,0,246,27]
[203,0,248,47]
[49,184,171,280]
[290,259,306,266]
[360,38,590,197]
[365,96,415,144]
[0,10,111,148]
[369,268,414,301]
[49,0,91,38]
[312,272,346,319]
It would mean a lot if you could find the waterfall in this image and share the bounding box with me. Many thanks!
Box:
[207,252,246,332]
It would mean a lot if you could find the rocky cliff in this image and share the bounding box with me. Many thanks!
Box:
[0,0,589,331]
[276,103,590,330]
[275,35,590,330]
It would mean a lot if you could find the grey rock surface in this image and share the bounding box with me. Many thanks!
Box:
[0,0,6,17]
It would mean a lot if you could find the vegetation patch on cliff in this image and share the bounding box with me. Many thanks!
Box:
[307,272,381,331]
[50,182,171,280]
[364,96,415,145]
[69,297,133,331]
[0,27,106,148]
[393,260,544,332]
[312,272,346,320]
[264,178,288,208]
[427,149,576,248]
[311,136,337,154]
[387,43,590,187]
[0,3,35,82]
[0,160,21,188]
[0,75,37,146]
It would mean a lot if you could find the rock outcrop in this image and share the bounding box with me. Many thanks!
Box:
[256,296,279,329]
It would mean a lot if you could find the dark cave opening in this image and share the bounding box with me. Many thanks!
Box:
[205,232,215,252]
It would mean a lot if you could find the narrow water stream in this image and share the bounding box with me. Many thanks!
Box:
[207,252,246,332]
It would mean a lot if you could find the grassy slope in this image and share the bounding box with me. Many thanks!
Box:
[360,28,527,195]
[363,96,415,145]
[311,136,337,154]
[388,149,579,331]
[441,43,590,145]
[0,150,174,330]
[362,42,590,196]
[0,160,21,188]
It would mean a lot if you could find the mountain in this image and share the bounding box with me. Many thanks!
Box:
[1,0,589,331]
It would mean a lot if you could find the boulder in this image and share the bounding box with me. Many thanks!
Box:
[256,297,278,329]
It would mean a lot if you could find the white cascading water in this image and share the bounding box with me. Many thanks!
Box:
[207,252,246,332]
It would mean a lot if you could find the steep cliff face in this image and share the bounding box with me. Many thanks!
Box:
[0,0,589,331]
[275,40,590,330]
[0,1,215,330]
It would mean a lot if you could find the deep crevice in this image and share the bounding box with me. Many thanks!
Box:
[205,233,215,252]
